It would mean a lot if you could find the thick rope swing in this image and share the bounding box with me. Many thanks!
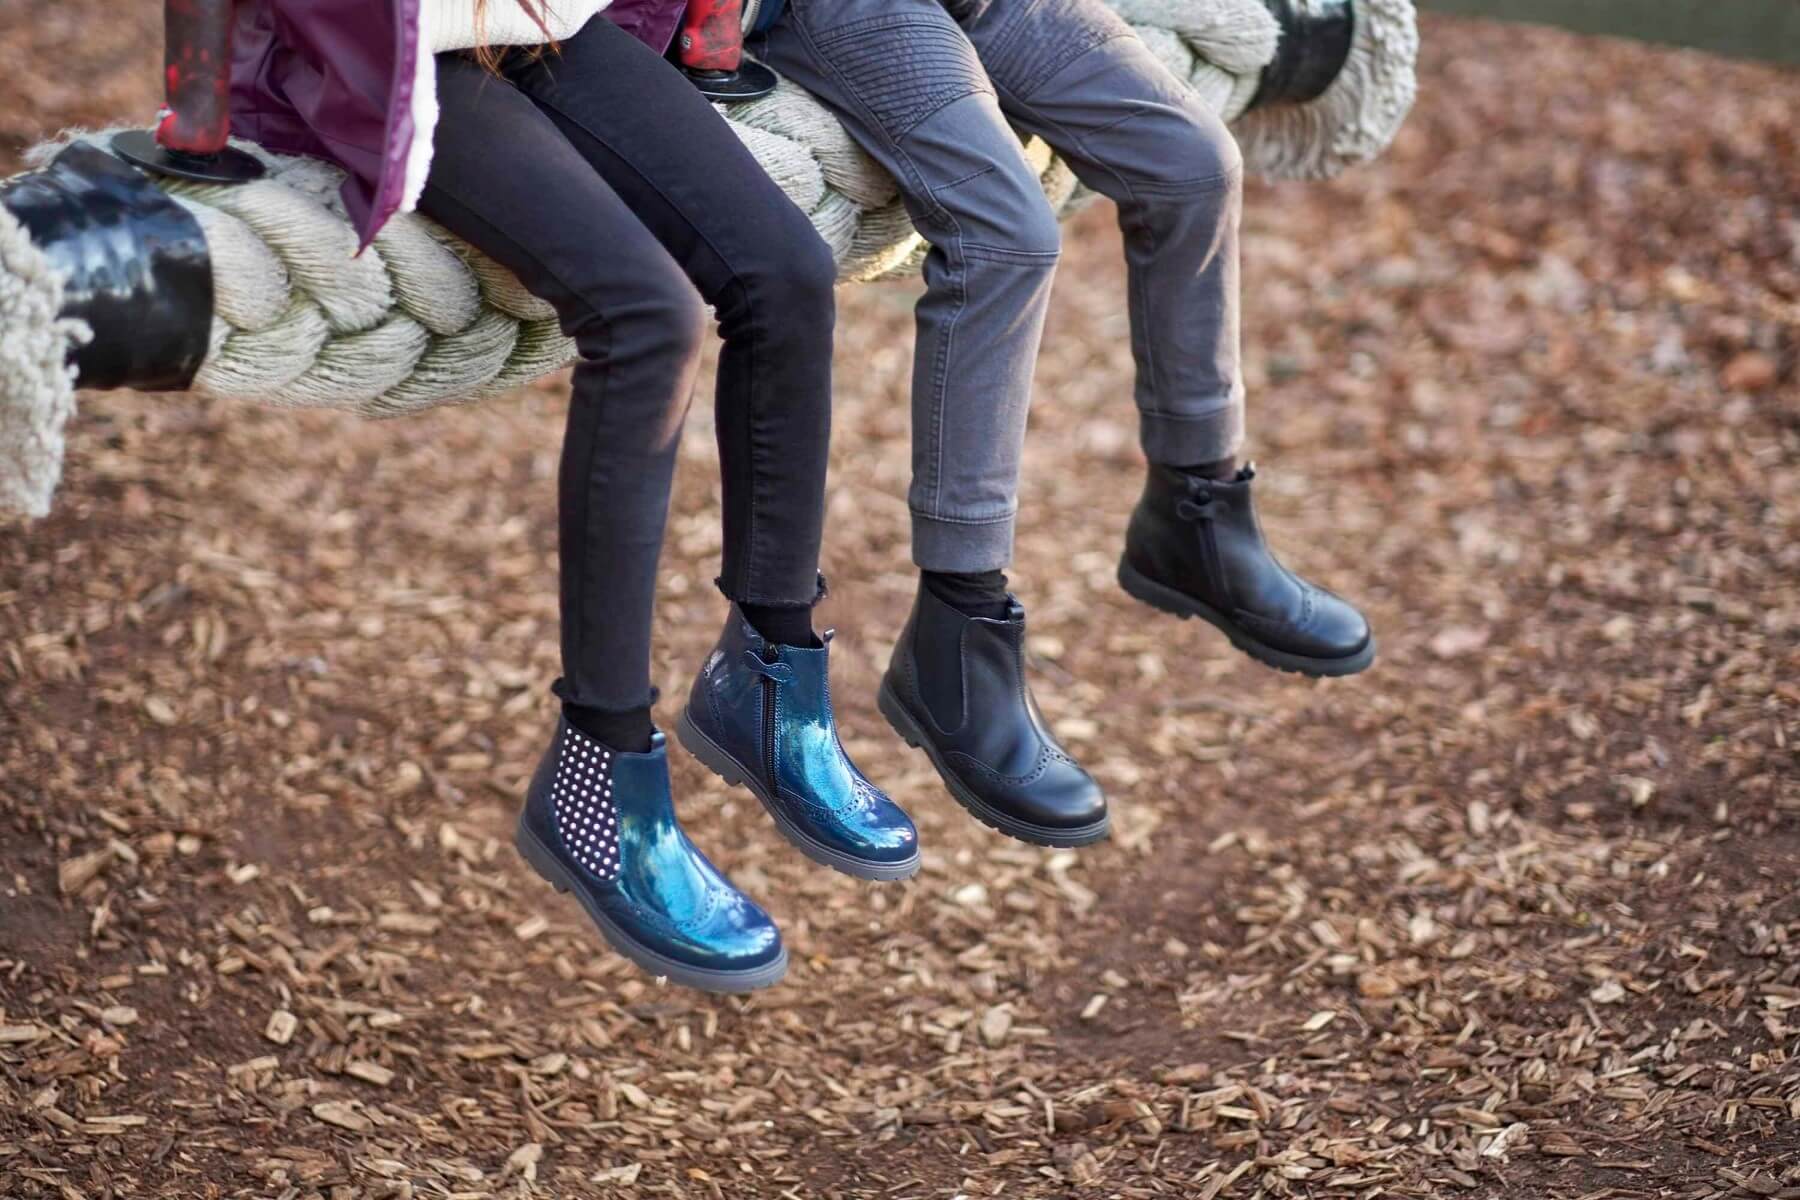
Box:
[0,0,1418,518]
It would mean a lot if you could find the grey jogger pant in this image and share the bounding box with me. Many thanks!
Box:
[757,0,1245,571]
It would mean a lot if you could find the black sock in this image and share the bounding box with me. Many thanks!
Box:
[741,603,815,647]
[1177,457,1239,482]
[922,569,1010,620]
[562,703,655,754]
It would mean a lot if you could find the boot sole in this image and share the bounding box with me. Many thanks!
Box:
[1117,559,1376,679]
[675,708,921,883]
[513,817,789,993]
[877,679,1111,850]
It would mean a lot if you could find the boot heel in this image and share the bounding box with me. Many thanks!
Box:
[1117,558,1198,620]
[513,818,572,894]
[877,680,923,750]
[676,707,750,790]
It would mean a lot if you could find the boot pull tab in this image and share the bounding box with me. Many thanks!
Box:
[743,651,794,685]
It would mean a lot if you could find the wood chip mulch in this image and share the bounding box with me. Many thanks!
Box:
[2,10,1797,1199]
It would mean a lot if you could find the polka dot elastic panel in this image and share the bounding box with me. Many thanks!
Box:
[551,726,620,881]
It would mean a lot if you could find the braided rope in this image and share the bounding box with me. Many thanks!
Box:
[0,205,87,518]
[4,0,1417,522]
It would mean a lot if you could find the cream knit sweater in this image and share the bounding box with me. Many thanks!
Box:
[430,0,612,52]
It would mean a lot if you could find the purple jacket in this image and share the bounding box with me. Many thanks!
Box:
[230,0,685,247]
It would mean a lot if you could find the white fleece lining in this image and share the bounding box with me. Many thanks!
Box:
[400,0,440,214]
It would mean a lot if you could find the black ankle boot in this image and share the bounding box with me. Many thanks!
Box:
[1118,464,1374,677]
[878,583,1108,847]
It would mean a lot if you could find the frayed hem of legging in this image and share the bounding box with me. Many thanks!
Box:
[714,572,829,610]
[551,678,661,713]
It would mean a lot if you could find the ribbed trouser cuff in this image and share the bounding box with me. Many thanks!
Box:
[910,510,1017,573]
[1139,402,1245,468]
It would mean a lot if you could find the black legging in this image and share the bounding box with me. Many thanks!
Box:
[420,18,836,712]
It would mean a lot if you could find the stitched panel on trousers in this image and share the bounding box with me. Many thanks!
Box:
[939,0,992,23]
[815,19,993,138]
[978,0,1134,99]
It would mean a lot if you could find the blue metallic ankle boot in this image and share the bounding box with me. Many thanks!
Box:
[677,606,920,882]
[514,721,787,992]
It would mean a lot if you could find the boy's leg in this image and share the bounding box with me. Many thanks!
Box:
[957,0,1244,466]
[954,0,1374,676]
[758,0,1108,846]
[759,0,1060,572]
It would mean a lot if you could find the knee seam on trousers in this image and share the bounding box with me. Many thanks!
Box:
[1138,399,1238,421]
[1127,164,1245,199]
[807,15,994,140]
[935,162,998,191]
[980,3,1134,102]
[910,508,1017,526]
[962,243,1061,265]
[989,73,1242,205]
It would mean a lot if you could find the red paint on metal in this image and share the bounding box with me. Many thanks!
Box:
[157,0,234,155]
[678,0,747,71]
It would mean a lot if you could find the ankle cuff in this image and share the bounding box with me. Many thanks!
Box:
[1140,404,1244,469]
[911,510,1015,574]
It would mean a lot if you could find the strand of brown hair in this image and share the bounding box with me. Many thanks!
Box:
[470,0,558,73]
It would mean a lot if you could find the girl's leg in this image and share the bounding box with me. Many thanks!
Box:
[497,22,920,881]
[503,18,837,622]
[423,53,708,730]
[420,53,787,991]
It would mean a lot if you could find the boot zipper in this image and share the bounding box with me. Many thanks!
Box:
[760,658,778,790]
[1200,519,1229,609]
[1180,490,1230,610]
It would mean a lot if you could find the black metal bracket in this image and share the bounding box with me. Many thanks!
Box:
[1247,0,1358,110]
[112,129,267,185]
[0,144,214,393]
[685,59,780,101]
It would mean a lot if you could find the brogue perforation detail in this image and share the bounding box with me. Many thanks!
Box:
[850,775,884,813]
[947,743,1064,789]
[550,726,620,882]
